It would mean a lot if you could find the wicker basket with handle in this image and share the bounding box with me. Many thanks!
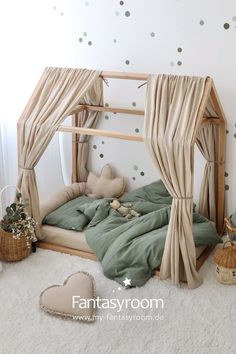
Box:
[214,240,236,285]
[0,185,31,261]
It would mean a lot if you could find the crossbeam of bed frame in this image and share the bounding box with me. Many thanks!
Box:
[57,71,226,233]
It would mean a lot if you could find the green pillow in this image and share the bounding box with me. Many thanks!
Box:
[43,196,96,231]
[192,213,222,246]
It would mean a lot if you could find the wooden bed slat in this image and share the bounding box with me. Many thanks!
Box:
[58,125,144,142]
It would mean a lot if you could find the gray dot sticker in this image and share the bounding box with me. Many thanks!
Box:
[177,61,182,66]
[177,47,182,52]
[83,32,87,36]
[113,39,117,43]
[120,1,124,5]
[150,32,155,37]
[224,23,230,29]
[100,154,104,158]
[105,115,109,120]
[225,184,229,191]
[125,11,130,17]
[93,145,97,149]
[132,177,136,181]
[85,1,89,6]
[60,12,64,16]
[88,41,92,46]
[115,11,119,16]
[133,165,138,171]
[102,141,105,145]
[140,171,145,176]
[170,61,175,66]
[125,60,130,65]
[105,103,109,107]
[132,102,136,106]
[225,172,229,177]
[199,20,204,26]
[135,128,140,133]
[79,38,83,42]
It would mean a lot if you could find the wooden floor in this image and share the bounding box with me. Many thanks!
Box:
[37,241,213,277]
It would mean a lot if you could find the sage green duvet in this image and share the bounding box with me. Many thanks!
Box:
[81,180,222,287]
[44,180,222,287]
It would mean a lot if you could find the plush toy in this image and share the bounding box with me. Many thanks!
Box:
[110,199,140,219]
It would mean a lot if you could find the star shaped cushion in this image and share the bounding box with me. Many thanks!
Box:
[86,164,125,198]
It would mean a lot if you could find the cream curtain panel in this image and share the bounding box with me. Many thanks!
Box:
[17,67,101,234]
[144,74,207,288]
[196,99,220,223]
[74,80,103,182]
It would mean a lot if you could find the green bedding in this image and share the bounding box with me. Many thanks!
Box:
[43,180,222,287]
[83,181,221,286]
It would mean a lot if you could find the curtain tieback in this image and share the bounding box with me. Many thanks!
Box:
[173,196,193,200]
[19,166,33,171]
[207,160,225,164]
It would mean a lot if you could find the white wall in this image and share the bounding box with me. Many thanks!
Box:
[0,0,235,213]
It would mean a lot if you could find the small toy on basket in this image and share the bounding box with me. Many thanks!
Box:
[0,186,37,262]
[214,240,236,285]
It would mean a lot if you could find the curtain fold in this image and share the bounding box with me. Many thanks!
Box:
[144,74,207,288]
[196,98,220,223]
[17,67,101,234]
[75,78,103,182]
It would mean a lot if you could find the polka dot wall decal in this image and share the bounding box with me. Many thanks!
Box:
[132,177,136,181]
[199,20,204,26]
[225,185,230,191]
[226,130,229,134]
[177,61,182,66]
[52,5,57,10]
[60,12,64,16]
[125,60,130,65]
[132,102,136,107]
[140,171,145,176]
[105,103,109,107]
[133,165,138,171]
[125,11,130,17]
[100,154,104,158]
[113,39,117,43]
[177,47,182,52]
[224,23,230,29]
[105,115,109,120]
[85,1,89,6]
[135,128,140,133]
[225,172,229,177]
[120,1,124,5]
[93,145,97,149]
[115,11,120,16]
[170,62,175,66]
[79,38,83,42]
[102,141,105,144]
[83,32,87,36]
[150,32,155,37]
[88,41,92,46]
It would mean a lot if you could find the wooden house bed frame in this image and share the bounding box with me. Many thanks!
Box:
[37,70,227,276]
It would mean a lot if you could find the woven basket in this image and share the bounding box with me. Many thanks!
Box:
[214,240,236,285]
[0,228,31,261]
[0,185,31,262]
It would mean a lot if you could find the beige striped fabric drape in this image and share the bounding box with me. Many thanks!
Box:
[17,67,101,235]
[144,74,207,288]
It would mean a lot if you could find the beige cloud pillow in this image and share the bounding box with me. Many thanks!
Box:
[39,271,96,322]
[86,164,125,198]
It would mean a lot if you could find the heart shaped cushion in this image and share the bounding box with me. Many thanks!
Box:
[39,271,96,322]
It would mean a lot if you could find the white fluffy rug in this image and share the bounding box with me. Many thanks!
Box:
[0,248,235,354]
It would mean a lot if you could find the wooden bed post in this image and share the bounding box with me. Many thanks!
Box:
[72,113,78,183]
[210,84,227,233]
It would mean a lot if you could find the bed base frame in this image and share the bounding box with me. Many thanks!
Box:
[36,241,214,277]
[39,70,226,278]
